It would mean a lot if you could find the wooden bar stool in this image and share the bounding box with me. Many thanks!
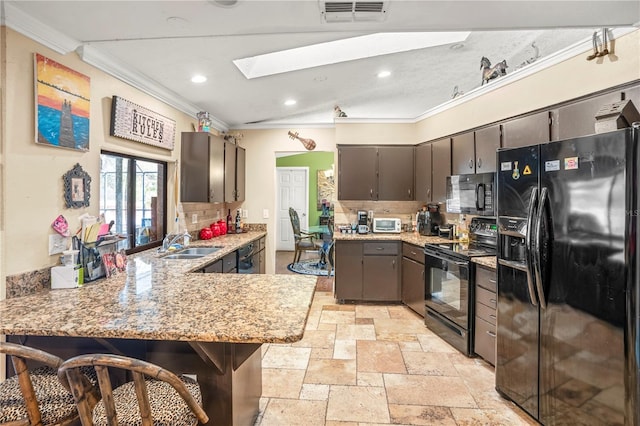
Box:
[58,354,209,426]
[0,341,96,426]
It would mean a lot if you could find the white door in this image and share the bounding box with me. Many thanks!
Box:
[276,167,309,251]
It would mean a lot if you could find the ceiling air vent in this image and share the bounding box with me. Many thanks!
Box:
[319,1,388,23]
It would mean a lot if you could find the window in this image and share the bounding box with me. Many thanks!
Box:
[100,151,167,253]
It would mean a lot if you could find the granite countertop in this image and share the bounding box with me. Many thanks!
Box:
[472,256,497,270]
[0,231,317,344]
[334,231,456,246]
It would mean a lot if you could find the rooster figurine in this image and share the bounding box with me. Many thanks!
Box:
[334,105,347,118]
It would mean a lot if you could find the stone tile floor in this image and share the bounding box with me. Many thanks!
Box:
[256,255,538,426]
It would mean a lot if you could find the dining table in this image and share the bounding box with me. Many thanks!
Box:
[0,233,317,426]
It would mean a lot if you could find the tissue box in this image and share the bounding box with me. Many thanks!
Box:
[51,265,82,289]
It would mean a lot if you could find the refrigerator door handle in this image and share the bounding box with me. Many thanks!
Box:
[533,187,548,309]
[525,188,539,306]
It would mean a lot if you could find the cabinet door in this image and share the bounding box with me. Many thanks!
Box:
[474,125,501,173]
[338,146,378,200]
[236,146,246,202]
[334,241,363,300]
[402,257,425,317]
[363,255,400,301]
[415,144,432,202]
[378,146,414,200]
[180,132,210,202]
[502,111,550,148]
[452,132,475,175]
[550,91,621,141]
[430,138,451,202]
[208,136,225,203]
[224,142,237,202]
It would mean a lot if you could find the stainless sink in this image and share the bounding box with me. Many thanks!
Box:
[181,247,221,255]
[163,253,206,260]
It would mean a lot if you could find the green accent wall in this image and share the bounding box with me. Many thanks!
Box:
[276,152,334,226]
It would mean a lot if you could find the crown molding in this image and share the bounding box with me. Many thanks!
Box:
[415,27,637,122]
[3,2,80,54]
[76,45,228,133]
[4,2,229,132]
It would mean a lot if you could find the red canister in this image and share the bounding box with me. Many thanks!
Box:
[217,219,227,235]
[210,222,221,237]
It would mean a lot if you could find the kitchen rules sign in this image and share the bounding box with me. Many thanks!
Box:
[110,96,176,150]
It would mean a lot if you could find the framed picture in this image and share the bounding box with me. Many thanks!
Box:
[317,169,335,210]
[34,53,90,151]
[63,163,91,208]
[110,96,176,150]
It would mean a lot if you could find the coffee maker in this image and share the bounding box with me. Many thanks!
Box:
[417,204,442,236]
[357,210,369,234]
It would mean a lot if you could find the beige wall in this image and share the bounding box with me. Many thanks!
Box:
[1,26,639,280]
[415,30,640,142]
[2,28,195,278]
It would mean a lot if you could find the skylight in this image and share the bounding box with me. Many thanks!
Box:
[233,32,470,79]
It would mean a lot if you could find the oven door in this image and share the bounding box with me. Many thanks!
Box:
[424,248,470,329]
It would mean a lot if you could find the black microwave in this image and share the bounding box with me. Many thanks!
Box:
[445,172,495,216]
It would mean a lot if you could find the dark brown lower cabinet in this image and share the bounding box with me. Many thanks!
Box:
[401,243,425,317]
[335,240,400,302]
[474,265,497,365]
[201,251,237,274]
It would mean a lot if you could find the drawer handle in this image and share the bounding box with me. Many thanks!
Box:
[490,299,497,304]
[376,247,384,251]
[489,314,496,319]
[411,251,417,255]
[488,279,497,283]
[486,330,496,337]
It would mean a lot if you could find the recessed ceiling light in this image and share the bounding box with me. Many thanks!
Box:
[450,43,465,50]
[377,70,391,78]
[284,99,297,106]
[191,75,207,83]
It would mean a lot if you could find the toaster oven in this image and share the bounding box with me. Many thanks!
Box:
[372,218,402,233]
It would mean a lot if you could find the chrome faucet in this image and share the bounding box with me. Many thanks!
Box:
[159,231,191,253]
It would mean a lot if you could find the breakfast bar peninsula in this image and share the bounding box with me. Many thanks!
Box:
[0,232,317,426]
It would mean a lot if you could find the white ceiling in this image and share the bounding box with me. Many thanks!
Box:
[3,1,639,131]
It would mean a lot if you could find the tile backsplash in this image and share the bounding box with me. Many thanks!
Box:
[333,200,448,228]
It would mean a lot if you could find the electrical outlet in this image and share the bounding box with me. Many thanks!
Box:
[191,213,198,224]
[263,209,269,219]
[243,209,248,218]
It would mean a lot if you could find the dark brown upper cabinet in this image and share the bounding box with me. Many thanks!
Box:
[224,142,245,202]
[180,132,225,203]
[474,125,501,173]
[415,143,433,202]
[338,145,414,201]
[502,111,551,148]
[451,132,476,175]
[430,138,452,203]
[378,146,414,201]
[338,146,378,200]
[550,91,622,141]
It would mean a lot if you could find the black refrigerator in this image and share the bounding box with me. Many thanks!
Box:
[495,126,639,425]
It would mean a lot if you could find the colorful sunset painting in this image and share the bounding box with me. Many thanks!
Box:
[35,53,90,151]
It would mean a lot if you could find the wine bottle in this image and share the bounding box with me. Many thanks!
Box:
[235,209,242,233]
[226,209,233,233]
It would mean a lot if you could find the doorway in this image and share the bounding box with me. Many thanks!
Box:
[276,167,309,251]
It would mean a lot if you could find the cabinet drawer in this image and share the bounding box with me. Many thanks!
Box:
[476,285,497,309]
[474,316,496,365]
[363,242,399,255]
[402,243,424,264]
[475,300,496,325]
[476,266,497,292]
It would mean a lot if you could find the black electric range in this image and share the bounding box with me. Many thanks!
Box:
[423,217,497,356]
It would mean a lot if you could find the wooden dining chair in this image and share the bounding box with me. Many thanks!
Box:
[288,207,322,264]
[0,341,96,426]
[58,353,209,426]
